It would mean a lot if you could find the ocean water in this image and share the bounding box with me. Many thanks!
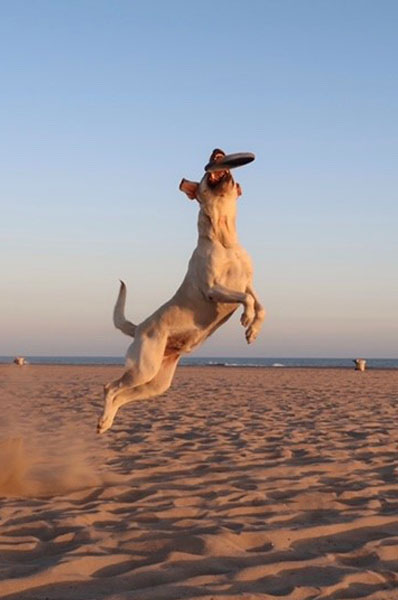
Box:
[1,356,397,369]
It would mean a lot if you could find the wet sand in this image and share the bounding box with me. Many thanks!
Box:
[0,364,397,599]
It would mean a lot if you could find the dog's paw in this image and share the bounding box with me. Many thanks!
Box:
[245,325,258,344]
[97,415,112,434]
[240,307,255,328]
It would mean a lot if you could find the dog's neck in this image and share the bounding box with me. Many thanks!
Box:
[197,199,238,248]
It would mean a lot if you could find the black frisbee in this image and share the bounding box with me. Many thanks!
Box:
[205,152,255,172]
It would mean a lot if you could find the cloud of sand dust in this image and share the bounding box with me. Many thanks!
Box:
[0,421,107,498]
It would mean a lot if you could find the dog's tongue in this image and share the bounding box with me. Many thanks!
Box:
[205,152,255,172]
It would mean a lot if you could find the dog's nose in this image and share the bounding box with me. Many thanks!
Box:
[209,148,226,162]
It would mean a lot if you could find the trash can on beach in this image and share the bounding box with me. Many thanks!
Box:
[353,359,367,372]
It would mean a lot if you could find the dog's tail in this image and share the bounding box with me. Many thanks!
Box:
[113,280,137,338]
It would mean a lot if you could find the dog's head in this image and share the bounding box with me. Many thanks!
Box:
[179,148,242,204]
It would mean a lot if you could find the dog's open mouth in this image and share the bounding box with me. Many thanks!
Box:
[207,170,230,188]
[206,149,227,188]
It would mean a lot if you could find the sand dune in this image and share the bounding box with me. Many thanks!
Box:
[0,364,397,599]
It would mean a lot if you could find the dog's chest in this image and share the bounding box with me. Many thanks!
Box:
[211,246,251,289]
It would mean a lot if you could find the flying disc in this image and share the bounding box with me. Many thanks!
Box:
[205,152,255,172]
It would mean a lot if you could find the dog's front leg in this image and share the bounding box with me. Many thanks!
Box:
[207,284,256,339]
[244,284,266,343]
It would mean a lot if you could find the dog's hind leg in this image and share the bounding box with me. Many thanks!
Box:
[97,354,179,434]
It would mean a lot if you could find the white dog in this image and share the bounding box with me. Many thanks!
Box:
[98,149,265,433]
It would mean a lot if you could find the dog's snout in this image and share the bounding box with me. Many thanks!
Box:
[209,148,226,163]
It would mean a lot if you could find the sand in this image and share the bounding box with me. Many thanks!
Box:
[0,364,397,600]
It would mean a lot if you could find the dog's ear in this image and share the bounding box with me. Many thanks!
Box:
[179,178,199,200]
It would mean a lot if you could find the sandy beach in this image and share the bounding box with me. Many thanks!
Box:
[0,364,397,600]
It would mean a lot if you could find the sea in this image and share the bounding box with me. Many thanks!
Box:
[1,356,397,369]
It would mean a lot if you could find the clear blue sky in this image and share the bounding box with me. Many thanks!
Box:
[1,0,397,357]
